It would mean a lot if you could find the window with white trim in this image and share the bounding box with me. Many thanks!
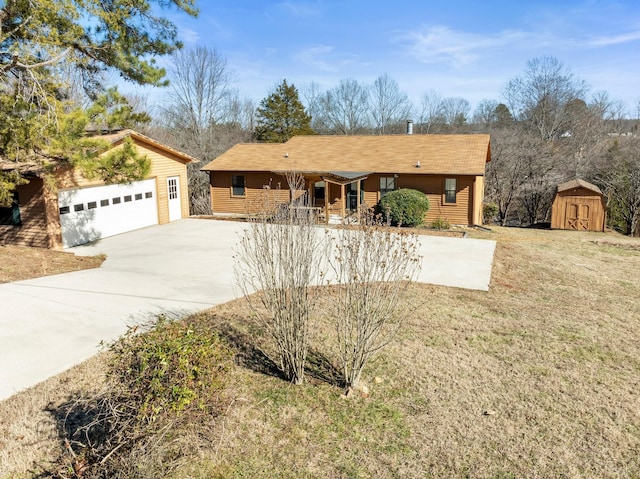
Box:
[444,178,457,204]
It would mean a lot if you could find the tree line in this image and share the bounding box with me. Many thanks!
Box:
[1,1,638,235]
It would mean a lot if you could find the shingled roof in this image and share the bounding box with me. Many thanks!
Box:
[0,129,196,175]
[557,179,602,194]
[95,129,197,163]
[202,134,491,176]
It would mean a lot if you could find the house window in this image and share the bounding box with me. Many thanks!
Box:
[380,176,396,197]
[112,197,121,204]
[444,178,457,204]
[145,191,153,199]
[135,193,143,200]
[59,206,70,215]
[74,203,84,212]
[124,195,132,202]
[100,199,110,207]
[88,201,97,209]
[0,192,21,226]
[232,175,246,196]
[168,178,178,200]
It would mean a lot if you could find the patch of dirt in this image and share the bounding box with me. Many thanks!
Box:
[0,245,105,283]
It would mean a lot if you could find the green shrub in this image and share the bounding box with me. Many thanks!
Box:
[483,202,499,224]
[57,317,234,478]
[431,216,450,230]
[378,189,430,227]
[109,316,234,422]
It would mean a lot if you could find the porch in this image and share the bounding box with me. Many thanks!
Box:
[279,170,372,225]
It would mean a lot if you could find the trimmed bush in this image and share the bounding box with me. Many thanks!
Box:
[378,189,430,227]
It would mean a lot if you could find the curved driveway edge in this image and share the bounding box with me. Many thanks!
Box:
[0,219,495,401]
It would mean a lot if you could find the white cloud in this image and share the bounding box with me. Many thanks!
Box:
[295,45,338,72]
[179,27,200,44]
[397,25,536,68]
[588,30,640,47]
[276,1,321,18]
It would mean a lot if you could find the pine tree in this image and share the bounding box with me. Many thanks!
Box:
[255,80,314,143]
[0,0,198,202]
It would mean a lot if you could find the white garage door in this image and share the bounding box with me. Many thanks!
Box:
[58,179,158,248]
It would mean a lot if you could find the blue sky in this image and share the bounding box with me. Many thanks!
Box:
[125,0,640,115]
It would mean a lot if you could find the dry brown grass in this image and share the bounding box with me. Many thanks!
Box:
[1,226,639,478]
[0,245,104,283]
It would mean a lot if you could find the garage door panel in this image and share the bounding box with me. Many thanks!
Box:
[58,179,158,247]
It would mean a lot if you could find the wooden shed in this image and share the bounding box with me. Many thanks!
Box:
[551,179,606,232]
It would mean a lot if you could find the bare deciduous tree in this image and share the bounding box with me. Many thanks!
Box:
[418,90,445,133]
[317,78,371,135]
[594,137,640,236]
[163,46,233,136]
[158,46,254,215]
[472,99,499,126]
[503,56,588,141]
[485,129,542,225]
[301,81,327,133]
[440,97,470,127]
[369,73,413,134]
[234,173,326,384]
[326,222,421,390]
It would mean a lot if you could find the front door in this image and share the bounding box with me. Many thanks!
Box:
[346,180,364,211]
[167,176,182,222]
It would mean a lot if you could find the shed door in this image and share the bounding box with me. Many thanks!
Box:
[167,176,182,222]
[58,179,158,248]
[565,200,595,230]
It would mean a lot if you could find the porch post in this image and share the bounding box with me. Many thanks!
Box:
[324,180,329,224]
[356,179,361,222]
[340,184,346,223]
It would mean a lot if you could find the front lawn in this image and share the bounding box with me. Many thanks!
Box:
[1,226,639,478]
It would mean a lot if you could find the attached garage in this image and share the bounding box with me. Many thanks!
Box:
[551,179,606,232]
[58,179,159,248]
[0,130,194,249]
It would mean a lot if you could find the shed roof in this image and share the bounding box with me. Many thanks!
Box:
[557,179,602,195]
[202,134,491,176]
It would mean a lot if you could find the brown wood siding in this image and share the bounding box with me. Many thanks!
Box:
[210,171,290,214]
[211,172,478,225]
[361,177,378,208]
[551,187,605,232]
[392,174,474,225]
[0,178,49,247]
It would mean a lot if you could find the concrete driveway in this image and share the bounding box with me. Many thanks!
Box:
[0,219,495,400]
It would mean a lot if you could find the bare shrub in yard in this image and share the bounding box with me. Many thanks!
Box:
[327,223,422,390]
[234,172,326,385]
[53,317,233,479]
